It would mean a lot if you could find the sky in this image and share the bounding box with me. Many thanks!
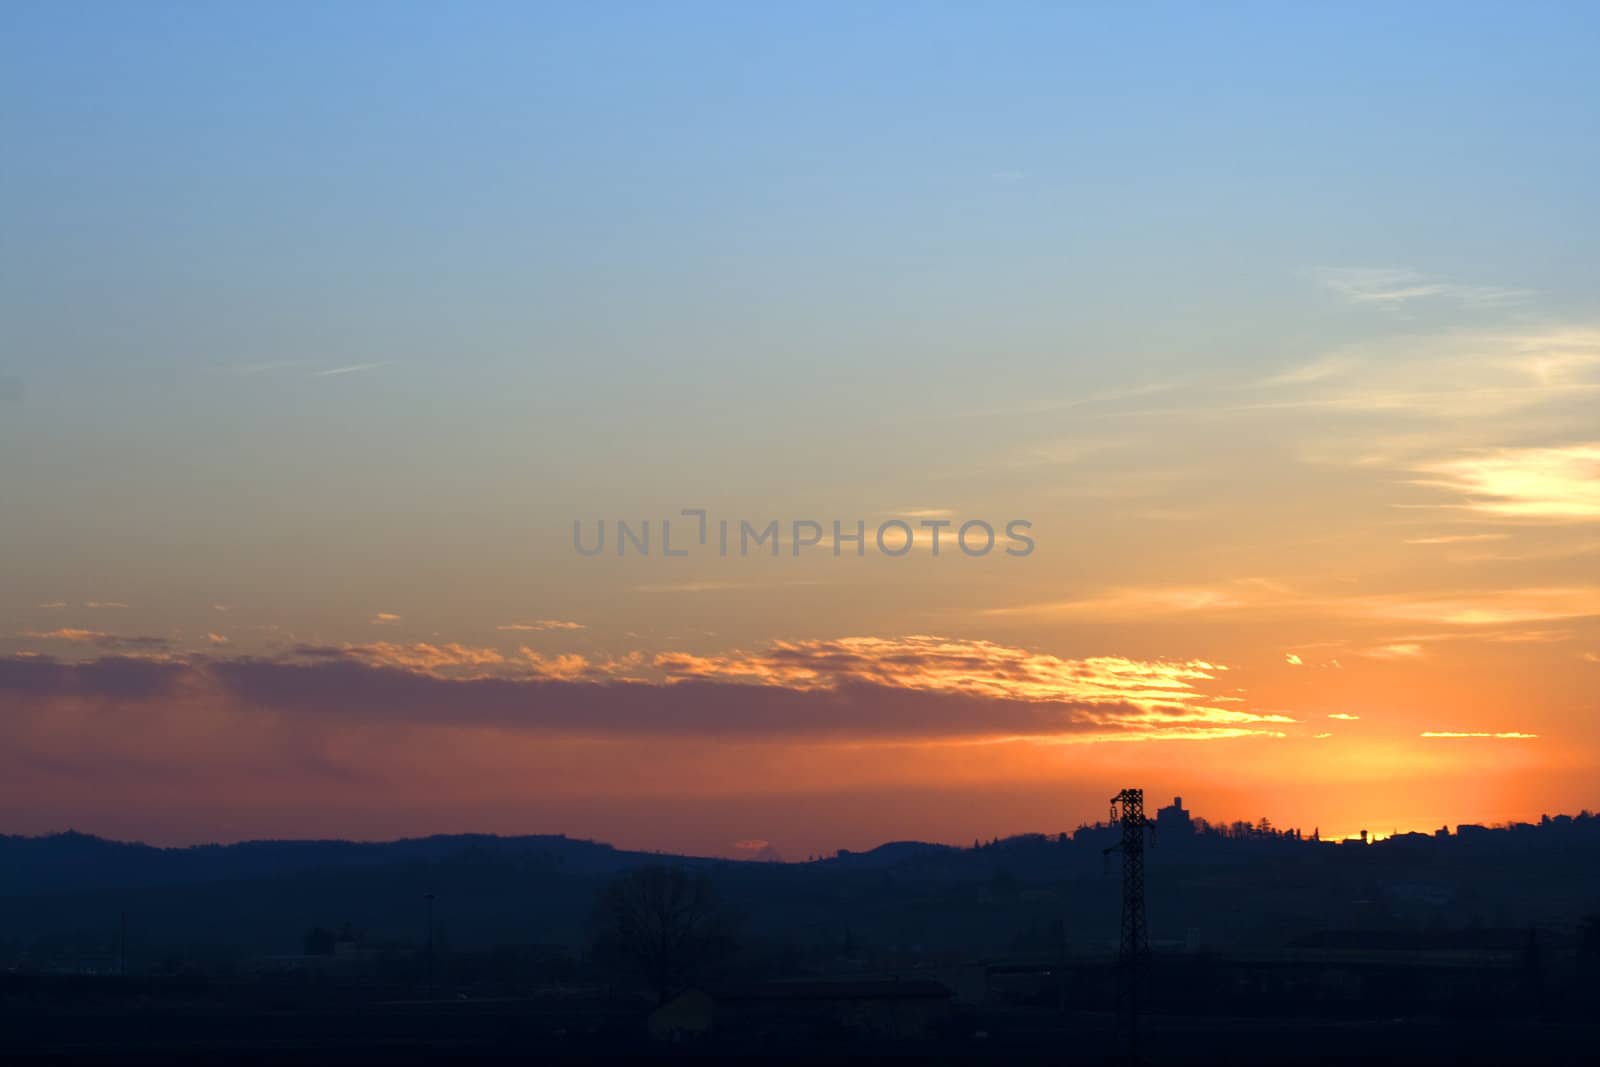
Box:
[2,2,1598,859]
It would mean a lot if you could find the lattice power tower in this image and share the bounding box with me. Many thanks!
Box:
[1106,787,1151,1061]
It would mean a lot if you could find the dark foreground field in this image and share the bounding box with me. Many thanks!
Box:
[5,997,1600,1065]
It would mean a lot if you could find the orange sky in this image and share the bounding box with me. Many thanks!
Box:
[6,338,1600,856]
[4,7,1599,858]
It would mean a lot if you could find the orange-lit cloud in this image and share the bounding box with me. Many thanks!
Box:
[981,581,1283,620]
[0,648,1580,856]
[648,636,1290,738]
[519,648,591,680]
[1414,444,1600,520]
[1403,533,1510,545]
[1363,643,1425,660]
[498,620,586,632]
[1351,587,1600,626]
[1,630,1289,747]
[19,629,172,653]
[654,635,1226,706]
[334,641,505,672]
[1017,725,1289,744]
[983,579,1600,631]
[1420,731,1539,740]
[23,628,109,643]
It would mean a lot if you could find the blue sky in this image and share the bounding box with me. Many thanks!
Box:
[4,2,1597,598]
[2,3,1599,850]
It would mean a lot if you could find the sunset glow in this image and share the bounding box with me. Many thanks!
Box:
[3,2,1598,863]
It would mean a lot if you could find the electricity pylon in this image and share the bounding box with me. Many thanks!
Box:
[1105,788,1151,1062]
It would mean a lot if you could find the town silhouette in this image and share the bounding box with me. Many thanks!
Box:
[5,793,1600,1062]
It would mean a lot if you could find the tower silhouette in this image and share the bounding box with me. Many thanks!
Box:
[1105,788,1151,1061]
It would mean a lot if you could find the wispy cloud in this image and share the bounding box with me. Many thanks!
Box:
[21,628,108,643]
[1018,726,1288,745]
[1420,731,1538,739]
[497,620,586,632]
[985,577,1600,632]
[1363,643,1425,660]
[1348,628,1571,654]
[982,579,1291,621]
[18,628,172,652]
[1349,587,1600,626]
[314,362,387,378]
[1413,444,1600,521]
[1313,267,1531,309]
[371,612,402,625]
[1404,533,1510,545]
[295,641,504,673]
[1255,328,1600,422]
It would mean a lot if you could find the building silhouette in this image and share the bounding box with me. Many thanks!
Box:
[1156,796,1194,837]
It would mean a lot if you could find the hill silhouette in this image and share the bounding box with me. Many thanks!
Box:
[4,806,1600,964]
[0,830,686,897]
[5,808,1600,1061]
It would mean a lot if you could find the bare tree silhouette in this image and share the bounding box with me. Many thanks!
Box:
[590,864,738,1005]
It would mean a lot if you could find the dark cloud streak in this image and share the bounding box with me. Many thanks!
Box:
[0,654,1143,741]
[206,657,1117,739]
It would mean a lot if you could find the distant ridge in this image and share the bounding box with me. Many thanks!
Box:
[0,831,722,897]
[5,808,1597,898]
